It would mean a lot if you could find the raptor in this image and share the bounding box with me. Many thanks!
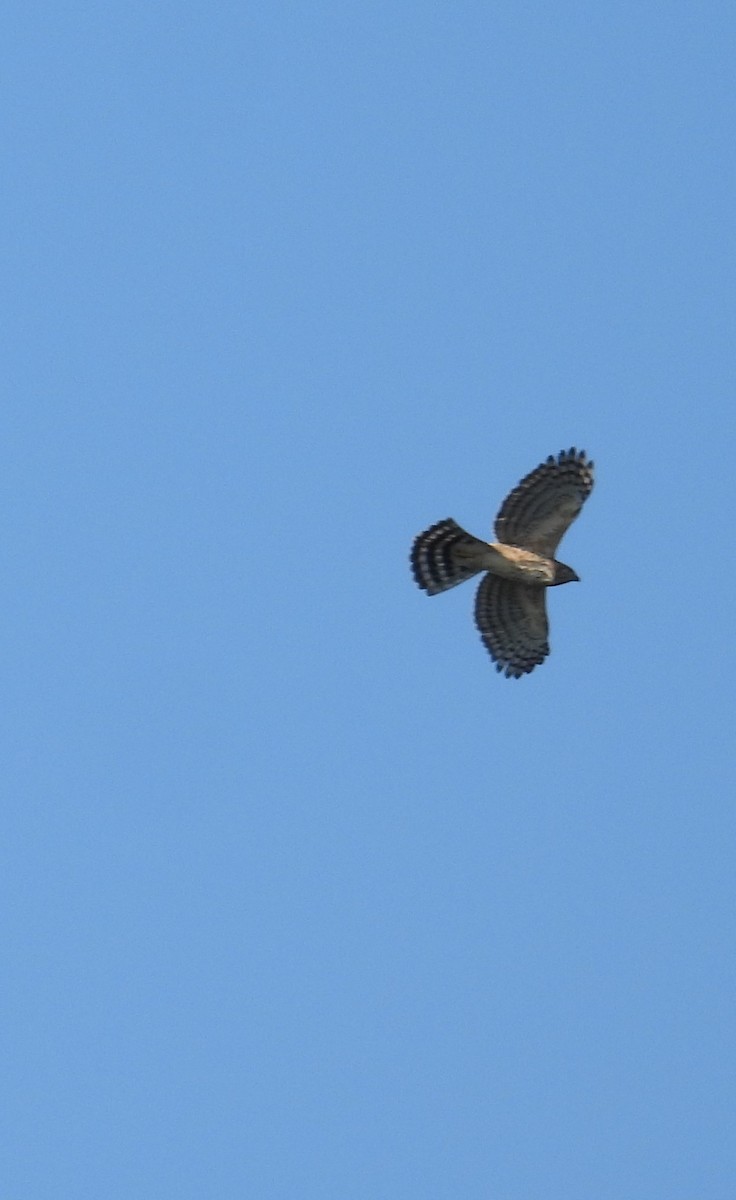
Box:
[410,448,594,677]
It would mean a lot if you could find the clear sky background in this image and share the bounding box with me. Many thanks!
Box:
[3,4,736,1197]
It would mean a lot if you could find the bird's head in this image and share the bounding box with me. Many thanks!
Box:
[552,561,580,585]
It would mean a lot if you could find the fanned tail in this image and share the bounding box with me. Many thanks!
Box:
[410,519,487,596]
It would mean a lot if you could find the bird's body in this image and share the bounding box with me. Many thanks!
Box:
[410,448,594,677]
[451,539,575,586]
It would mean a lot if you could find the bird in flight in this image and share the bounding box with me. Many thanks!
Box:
[410,448,594,677]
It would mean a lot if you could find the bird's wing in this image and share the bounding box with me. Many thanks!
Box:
[474,575,549,678]
[494,448,594,557]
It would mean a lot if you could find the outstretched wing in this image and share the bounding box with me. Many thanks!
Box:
[494,448,594,557]
[474,575,549,678]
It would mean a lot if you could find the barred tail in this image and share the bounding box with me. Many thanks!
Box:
[410,519,487,596]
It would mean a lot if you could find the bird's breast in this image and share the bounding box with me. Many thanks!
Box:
[484,544,556,585]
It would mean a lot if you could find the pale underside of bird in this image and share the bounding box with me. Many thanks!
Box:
[410,448,594,678]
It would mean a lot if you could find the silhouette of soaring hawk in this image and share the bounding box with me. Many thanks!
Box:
[410,448,594,678]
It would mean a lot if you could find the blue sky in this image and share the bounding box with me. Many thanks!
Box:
[3,3,736,1197]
